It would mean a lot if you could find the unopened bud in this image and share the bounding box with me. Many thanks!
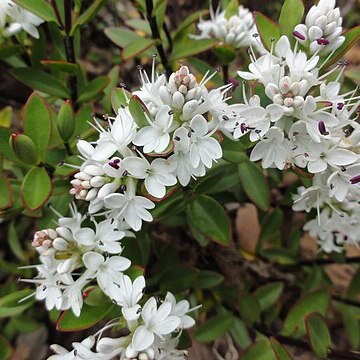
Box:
[10,132,38,165]
[57,100,75,142]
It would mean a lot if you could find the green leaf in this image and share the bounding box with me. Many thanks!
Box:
[338,303,360,349]
[253,282,284,312]
[101,66,120,112]
[325,26,360,67]
[186,194,232,245]
[0,106,12,128]
[0,335,12,359]
[71,0,106,35]
[230,318,251,349]
[221,137,248,163]
[270,337,294,360]
[242,340,277,360]
[225,0,239,18]
[12,68,70,98]
[40,60,78,74]
[0,44,23,59]
[282,289,330,337]
[194,270,224,289]
[151,191,186,220]
[0,289,35,318]
[20,167,52,211]
[305,313,332,358]
[238,161,269,211]
[104,27,143,48]
[254,12,281,50]
[159,265,199,293]
[13,0,58,23]
[169,38,217,62]
[122,38,156,60]
[78,76,110,103]
[259,208,283,244]
[57,100,75,141]
[129,95,149,127]
[278,0,304,39]
[111,87,132,114]
[23,93,52,161]
[56,302,115,331]
[8,222,26,261]
[345,69,360,85]
[173,9,209,41]
[0,177,13,210]
[239,294,261,325]
[194,312,234,342]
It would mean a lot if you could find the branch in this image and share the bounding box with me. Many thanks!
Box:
[145,0,171,77]
[295,256,360,267]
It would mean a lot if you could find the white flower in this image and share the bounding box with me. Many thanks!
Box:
[74,219,125,254]
[191,5,260,50]
[131,297,181,352]
[133,105,173,153]
[170,127,206,186]
[82,252,131,296]
[92,108,137,161]
[164,293,196,329]
[112,275,146,321]
[293,0,345,54]
[123,157,177,198]
[189,115,222,168]
[250,127,289,169]
[295,96,338,143]
[3,1,44,38]
[104,180,155,231]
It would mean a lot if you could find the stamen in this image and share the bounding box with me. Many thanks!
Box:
[350,175,360,185]
[293,31,305,41]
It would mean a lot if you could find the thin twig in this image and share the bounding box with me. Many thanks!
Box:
[222,64,229,85]
[145,0,171,77]
[295,256,360,267]
[162,22,173,54]
[50,0,64,28]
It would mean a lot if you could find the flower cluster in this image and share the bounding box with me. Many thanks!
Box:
[69,63,231,231]
[0,0,43,39]
[293,0,344,55]
[25,204,196,359]
[191,4,260,50]
[225,1,360,252]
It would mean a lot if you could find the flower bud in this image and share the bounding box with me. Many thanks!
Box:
[56,227,72,241]
[57,100,75,142]
[10,132,38,165]
[172,91,185,109]
[52,237,68,251]
[182,100,198,120]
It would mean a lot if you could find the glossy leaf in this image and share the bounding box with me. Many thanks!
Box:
[0,335,12,360]
[187,194,232,245]
[23,93,52,161]
[254,12,281,50]
[169,38,217,62]
[129,95,149,127]
[194,270,224,289]
[305,312,332,358]
[242,340,277,360]
[0,289,36,318]
[12,68,70,98]
[20,167,52,211]
[56,302,115,331]
[159,265,199,293]
[78,76,110,103]
[230,318,252,349]
[122,38,156,60]
[278,0,304,39]
[111,87,132,114]
[0,44,23,59]
[104,27,143,48]
[40,60,78,74]
[0,177,12,210]
[253,282,284,312]
[194,312,234,342]
[270,337,294,360]
[238,160,269,211]
[239,293,261,325]
[13,0,58,23]
[282,289,330,337]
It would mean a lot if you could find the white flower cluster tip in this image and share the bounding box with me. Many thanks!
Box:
[191,4,261,51]
[24,203,196,359]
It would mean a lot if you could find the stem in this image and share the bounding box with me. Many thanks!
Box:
[162,22,173,54]
[295,256,360,267]
[50,0,64,28]
[223,64,229,85]
[255,324,360,360]
[333,295,360,308]
[63,0,78,110]
[145,0,171,78]
[64,142,73,156]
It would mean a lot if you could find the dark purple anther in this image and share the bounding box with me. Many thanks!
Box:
[350,175,360,184]
[317,38,330,45]
[109,158,121,170]
[293,31,306,41]
[229,77,239,91]
[318,121,329,135]
[240,123,248,134]
[337,102,345,110]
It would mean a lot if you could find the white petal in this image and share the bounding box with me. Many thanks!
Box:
[83,252,104,271]
[132,326,154,351]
